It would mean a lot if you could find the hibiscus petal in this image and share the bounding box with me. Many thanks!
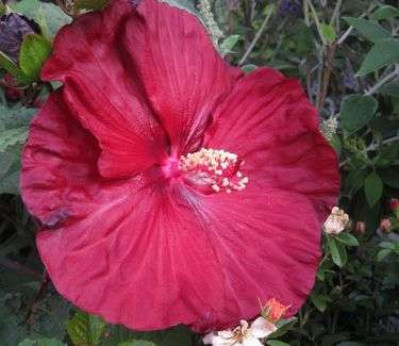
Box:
[21,90,333,332]
[21,90,227,331]
[41,0,168,178]
[121,0,242,154]
[205,68,339,221]
[190,187,325,331]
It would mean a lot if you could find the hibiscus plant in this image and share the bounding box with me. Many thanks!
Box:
[0,0,398,346]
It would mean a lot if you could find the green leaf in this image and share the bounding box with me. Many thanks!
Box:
[329,237,348,267]
[345,169,368,192]
[372,5,399,21]
[219,35,240,56]
[160,0,200,17]
[18,338,65,346]
[19,34,52,82]
[0,3,6,15]
[241,64,258,73]
[320,23,337,44]
[378,241,396,250]
[374,143,399,167]
[268,317,297,339]
[75,0,109,10]
[0,104,35,195]
[310,294,329,312]
[335,233,359,246]
[356,39,399,76]
[10,0,71,38]
[66,311,106,346]
[0,52,29,84]
[104,325,193,346]
[377,248,392,261]
[342,17,391,43]
[118,342,156,346]
[0,128,28,153]
[267,341,290,346]
[339,95,378,134]
[378,80,399,98]
[364,172,383,207]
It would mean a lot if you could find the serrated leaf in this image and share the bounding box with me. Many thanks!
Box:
[339,95,378,134]
[329,237,348,267]
[66,311,106,346]
[320,23,336,44]
[0,128,28,153]
[364,172,383,207]
[335,233,359,246]
[19,34,52,82]
[342,17,391,43]
[372,5,399,21]
[356,39,399,76]
[219,34,240,56]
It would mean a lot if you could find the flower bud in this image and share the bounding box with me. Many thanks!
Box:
[380,218,392,233]
[1,73,24,100]
[389,198,399,211]
[262,298,288,322]
[355,221,366,234]
[0,13,40,62]
[323,207,349,234]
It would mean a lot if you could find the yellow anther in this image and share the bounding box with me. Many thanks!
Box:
[180,148,249,194]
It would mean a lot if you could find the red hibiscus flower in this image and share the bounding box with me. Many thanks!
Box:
[21,0,339,332]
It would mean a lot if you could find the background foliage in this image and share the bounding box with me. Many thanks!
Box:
[0,0,398,345]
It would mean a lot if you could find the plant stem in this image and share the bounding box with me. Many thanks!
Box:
[317,43,337,110]
[340,136,399,167]
[238,5,274,65]
[337,2,378,45]
[365,65,399,96]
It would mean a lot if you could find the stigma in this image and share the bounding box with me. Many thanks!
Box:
[180,148,248,194]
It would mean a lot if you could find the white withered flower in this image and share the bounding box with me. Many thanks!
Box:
[203,317,277,346]
[323,207,349,234]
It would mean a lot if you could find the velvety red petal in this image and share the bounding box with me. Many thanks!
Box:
[121,0,242,154]
[41,0,168,178]
[21,90,330,332]
[190,186,323,332]
[205,68,339,222]
[21,90,227,330]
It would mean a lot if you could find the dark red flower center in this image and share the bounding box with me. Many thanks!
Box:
[162,148,249,194]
